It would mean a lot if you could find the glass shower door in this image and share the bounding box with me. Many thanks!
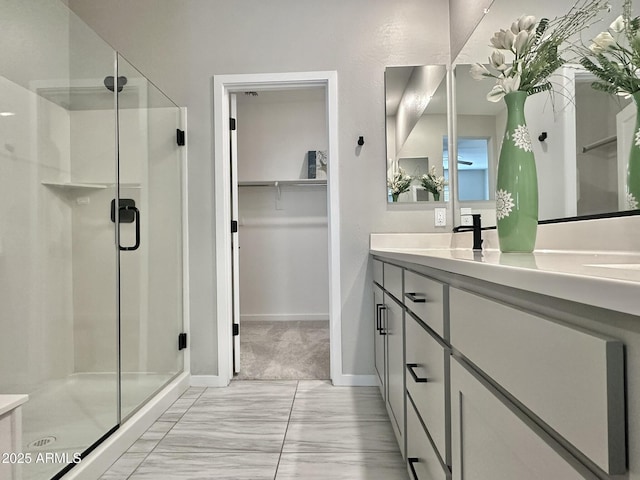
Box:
[0,1,120,479]
[116,55,184,420]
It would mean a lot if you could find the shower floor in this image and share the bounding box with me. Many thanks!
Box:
[20,372,174,480]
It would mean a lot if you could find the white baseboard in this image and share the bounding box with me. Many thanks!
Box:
[240,314,329,322]
[332,374,377,387]
[64,372,190,480]
[190,375,230,387]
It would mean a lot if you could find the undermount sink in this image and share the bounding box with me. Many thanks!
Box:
[584,263,640,271]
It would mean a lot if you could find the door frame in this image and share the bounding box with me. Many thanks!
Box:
[213,71,341,385]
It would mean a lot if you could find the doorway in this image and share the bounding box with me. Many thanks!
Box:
[213,71,341,386]
[232,88,330,379]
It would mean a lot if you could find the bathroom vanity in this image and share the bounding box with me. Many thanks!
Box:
[370,223,640,480]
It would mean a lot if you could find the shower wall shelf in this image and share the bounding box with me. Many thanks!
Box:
[42,181,108,190]
[42,181,142,190]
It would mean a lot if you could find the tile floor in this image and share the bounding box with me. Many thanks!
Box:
[100,380,408,479]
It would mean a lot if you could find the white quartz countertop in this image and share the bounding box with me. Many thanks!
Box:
[370,243,640,317]
[0,394,28,416]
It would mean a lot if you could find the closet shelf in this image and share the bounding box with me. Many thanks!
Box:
[238,179,327,187]
[582,135,617,153]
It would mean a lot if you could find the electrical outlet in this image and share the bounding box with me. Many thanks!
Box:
[434,208,446,227]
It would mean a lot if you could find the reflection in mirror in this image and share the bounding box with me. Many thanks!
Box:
[446,137,491,201]
[385,65,448,203]
[453,0,638,226]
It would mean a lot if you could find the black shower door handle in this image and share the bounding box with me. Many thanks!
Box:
[119,205,140,251]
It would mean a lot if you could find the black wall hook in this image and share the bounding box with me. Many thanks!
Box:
[357,136,365,146]
[538,132,548,142]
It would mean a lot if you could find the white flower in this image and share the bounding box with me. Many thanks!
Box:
[610,15,625,33]
[627,192,638,210]
[470,63,492,80]
[490,51,507,70]
[487,73,522,102]
[496,189,516,220]
[590,31,616,53]
[635,127,640,147]
[517,15,537,33]
[513,124,532,152]
[514,31,530,55]
[490,29,515,50]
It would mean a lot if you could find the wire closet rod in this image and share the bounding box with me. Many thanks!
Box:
[582,135,617,153]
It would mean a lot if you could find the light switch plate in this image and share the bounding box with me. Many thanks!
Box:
[435,208,446,227]
[460,207,473,226]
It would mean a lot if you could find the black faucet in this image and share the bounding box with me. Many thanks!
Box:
[453,213,483,250]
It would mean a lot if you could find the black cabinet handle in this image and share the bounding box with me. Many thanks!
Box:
[379,305,387,335]
[408,457,420,480]
[375,303,383,332]
[405,292,426,303]
[119,205,140,251]
[407,363,428,383]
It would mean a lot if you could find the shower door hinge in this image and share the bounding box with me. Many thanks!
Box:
[230,118,236,131]
[233,324,239,336]
[176,129,186,146]
[178,333,188,350]
[231,220,238,233]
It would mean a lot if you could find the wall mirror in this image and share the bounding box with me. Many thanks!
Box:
[453,0,638,226]
[385,65,448,203]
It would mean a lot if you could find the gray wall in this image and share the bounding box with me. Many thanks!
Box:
[68,0,450,376]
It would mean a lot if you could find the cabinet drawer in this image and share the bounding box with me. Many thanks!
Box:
[404,270,446,338]
[384,263,403,302]
[450,288,625,475]
[405,314,449,463]
[451,359,593,480]
[373,258,383,286]
[407,396,451,480]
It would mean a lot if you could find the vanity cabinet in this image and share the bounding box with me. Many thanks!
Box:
[373,258,450,476]
[450,287,625,475]
[373,283,386,401]
[372,259,405,456]
[450,359,593,480]
[371,254,628,480]
[386,293,405,451]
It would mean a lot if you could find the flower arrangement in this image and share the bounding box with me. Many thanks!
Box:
[387,166,413,201]
[420,165,446,201]
[580,0,640,97]
[470,0,610,102]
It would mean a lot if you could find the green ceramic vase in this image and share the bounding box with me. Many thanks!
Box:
[627,92,640,210]
[432,192,440,201]
[496,91,538,253]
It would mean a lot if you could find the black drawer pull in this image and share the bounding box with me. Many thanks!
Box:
[407,363,428,383]
[408,457,420,480]
[405,292,426,303]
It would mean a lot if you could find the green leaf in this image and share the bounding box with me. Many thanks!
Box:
[527,82,553,96]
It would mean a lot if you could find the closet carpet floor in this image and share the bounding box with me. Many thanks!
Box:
[100,381,408,480]
[236,320,330,380]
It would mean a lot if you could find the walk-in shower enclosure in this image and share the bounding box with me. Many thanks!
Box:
[0,2,185,479]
